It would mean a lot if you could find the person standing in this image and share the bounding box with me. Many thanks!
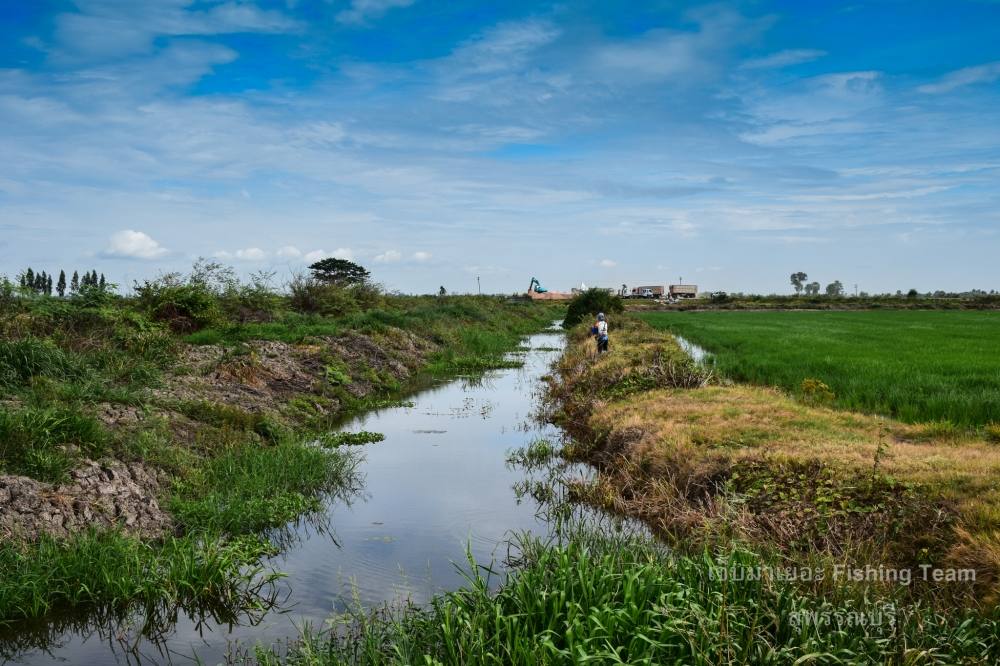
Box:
[594,312,609,353]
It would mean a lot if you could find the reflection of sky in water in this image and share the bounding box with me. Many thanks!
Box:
[6,331,568,666]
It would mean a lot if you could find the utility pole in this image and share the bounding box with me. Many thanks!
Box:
[477,276,481,295]
[854,284,858,296]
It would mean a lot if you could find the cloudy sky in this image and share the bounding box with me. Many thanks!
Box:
[1,1,998,294]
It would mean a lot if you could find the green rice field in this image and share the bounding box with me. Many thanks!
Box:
[638,310,1000,427]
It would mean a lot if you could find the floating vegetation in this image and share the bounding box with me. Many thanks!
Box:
[319,431,386,447]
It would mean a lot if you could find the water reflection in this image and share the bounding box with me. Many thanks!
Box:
[2,329,572,665]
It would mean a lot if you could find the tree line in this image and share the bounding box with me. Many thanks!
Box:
[790,272,846,297]
[18,268,107,297]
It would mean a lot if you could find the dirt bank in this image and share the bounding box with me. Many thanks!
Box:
[547,317,1000,602]
[0,329,435,542]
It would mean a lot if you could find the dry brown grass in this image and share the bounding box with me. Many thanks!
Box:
[550,317,1000,602]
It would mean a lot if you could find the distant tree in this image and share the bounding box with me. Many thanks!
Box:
[790,272,808,295]
[90,270,99,287]
[25,268,35,291]
[804,281,821,296]
[825,280,845,297]
[45,273,53,296]
[57,270,66,297]
[907,288,919,298]
[439,285,447,296]
[71,270,80,293]
[34,271,45,293]
[308,258,370,286]
[99,273,106,290]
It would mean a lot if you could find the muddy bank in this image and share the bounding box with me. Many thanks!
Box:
[0,329,434,543]
[1,461,170,542]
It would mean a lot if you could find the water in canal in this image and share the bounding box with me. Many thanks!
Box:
[2,327,577,665]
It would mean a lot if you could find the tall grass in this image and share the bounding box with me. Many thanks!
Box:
[0,407,107,481]
[640,310,1000,426]
[169,440,360,535]
[256,529,1000,665]
[0,531,277,625]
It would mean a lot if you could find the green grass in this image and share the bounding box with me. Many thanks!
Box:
[0,437,359,625]
[0,407,108,481]
[0,531,277,626]
[169,440,360,535]
[0,291,556,631]
[639,310,1000,426]
[255,528,1000,665]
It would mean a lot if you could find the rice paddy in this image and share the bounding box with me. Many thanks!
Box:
[638,310,1000,427]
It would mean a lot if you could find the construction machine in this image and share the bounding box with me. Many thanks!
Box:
[528,277,548,294]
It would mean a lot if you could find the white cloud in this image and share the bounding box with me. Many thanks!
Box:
[590,8,768,83]
[740,49,826,70]
[102,229,168,259]
[412,251,432,261]
[917,61,1000,94]
[337,0,414,26]
[276,245,302,258]
[303,248,354,263]
[599,258,617,268]
[375,249,403,262]
[214,247,266,261]
[236,247,266,261]
[53,1,301,60]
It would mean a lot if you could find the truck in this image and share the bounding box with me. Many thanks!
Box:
[631,285,665,299]
[669,284,698,299]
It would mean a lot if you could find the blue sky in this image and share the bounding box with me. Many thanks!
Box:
[1,0,998,294]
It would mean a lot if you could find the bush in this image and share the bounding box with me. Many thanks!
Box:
[563,288,624,328]
[288,276,383,317]
[135,281,222,333]
[221,271,282,323]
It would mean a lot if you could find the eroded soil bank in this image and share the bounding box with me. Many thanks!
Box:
[546,316,1000,605]
[0,295,558,629]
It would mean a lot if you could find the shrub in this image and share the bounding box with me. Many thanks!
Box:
[222,271,282,323]
[800,377,835,406]
[986,423,1000,444]
[563,288,624,328]
[288,276,383,317]
[135,281,222,332]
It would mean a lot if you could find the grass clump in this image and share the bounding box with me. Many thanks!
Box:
[255,530,1000,665]
[0,337,80,389]
[169,441,359,535]
[319,431,385,448]
[0,531,276,625]
[0,407,107,482]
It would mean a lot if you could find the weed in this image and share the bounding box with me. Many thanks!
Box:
[0,407,107,482]
[169,441,359,535]
[506,438,558,467]
[800,377,835,406]
[319,431,385,447]
[986,423,1000,444]
[255,528,1000,665]
[0,531,277,625]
